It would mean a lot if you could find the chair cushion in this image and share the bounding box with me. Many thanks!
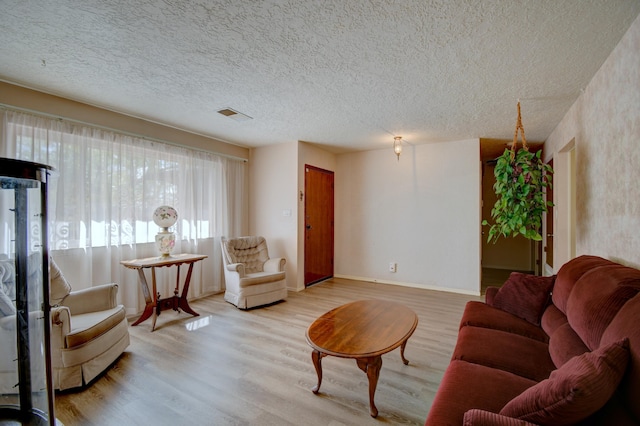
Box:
[65,306,126,348]
[500,338,630,425]
[50,259,72,306]
[239,271,286,287]
[0,257,16,299]
[493,272,554,326]
[0,290,15,316]
[223,236,269,274]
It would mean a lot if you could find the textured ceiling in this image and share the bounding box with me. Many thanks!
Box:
[1,1,639,154]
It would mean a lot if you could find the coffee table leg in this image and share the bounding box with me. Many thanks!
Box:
[400,339,410,365]
[311,350,323,394]
[356,356,382,418]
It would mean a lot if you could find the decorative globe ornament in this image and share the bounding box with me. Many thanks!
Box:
[153,205,178,229]
[153,206,178,257]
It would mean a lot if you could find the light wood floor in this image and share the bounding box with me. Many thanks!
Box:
[54,278,481,426]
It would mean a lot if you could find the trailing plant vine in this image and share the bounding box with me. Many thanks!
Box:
[482,102,554,243]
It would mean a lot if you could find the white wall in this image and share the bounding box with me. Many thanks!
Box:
[248,142,299,289]
[544,14,640,269]
[335,139,481,295]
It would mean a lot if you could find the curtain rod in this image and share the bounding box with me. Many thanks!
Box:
[0,103,249,163]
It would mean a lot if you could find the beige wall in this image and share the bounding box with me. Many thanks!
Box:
[248,142,299,290]
[248,141,337,291]
[250,139,482,295]
[544,14,640,269]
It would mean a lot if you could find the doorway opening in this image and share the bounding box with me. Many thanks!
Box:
[480,139,543,290]
[551,139,577,271]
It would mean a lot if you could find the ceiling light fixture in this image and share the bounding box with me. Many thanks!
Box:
[393,136,402,161]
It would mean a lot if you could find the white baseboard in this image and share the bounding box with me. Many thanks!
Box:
[334,274,481,297]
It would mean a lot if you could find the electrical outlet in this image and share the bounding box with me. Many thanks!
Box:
[389,262,397,273]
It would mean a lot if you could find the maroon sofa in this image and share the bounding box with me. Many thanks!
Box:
[425,255,640,425]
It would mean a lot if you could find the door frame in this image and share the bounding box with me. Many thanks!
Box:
[304,164,334,287]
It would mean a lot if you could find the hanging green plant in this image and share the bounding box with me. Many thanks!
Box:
[483,102,554,243]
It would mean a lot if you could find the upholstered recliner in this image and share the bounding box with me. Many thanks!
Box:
[0,256,47,394]
[49,259,130,390]
[220,236,287,309]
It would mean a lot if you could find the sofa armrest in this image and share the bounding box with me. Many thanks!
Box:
[463,409,539,426]
[226,263,246,277]
[63,283,118,315]
[485,286,500,306]
[264,257,286,273]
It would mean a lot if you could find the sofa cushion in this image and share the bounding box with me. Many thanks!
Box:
[500,338,629,425]
[459,301,549,343]
[50,259,72,306]
[566,265,640,350]
[463,409,538,426]
[548,322,589,368]
[540,304,567,337]
[452,326,556,382]
[492,273,554,326]
[599,294,640,422]
[552,255,614,315]
[425,359,537,426]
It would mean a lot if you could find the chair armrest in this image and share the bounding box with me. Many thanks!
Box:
[0,315,13,329]
[264,257,286,272]
[0,310,44,330]
[63,283,118,315]
[463,409,539,426]
[485,286,500,306]
[51,306,72,350]
[226,263,246,277]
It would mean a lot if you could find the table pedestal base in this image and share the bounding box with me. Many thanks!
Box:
[122,254,206,331]
[305,299,418,419]
[311,349,407,418]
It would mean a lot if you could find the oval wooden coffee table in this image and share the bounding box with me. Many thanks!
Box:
[305,299,418,417]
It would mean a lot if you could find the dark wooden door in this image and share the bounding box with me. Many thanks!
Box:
[304,165,334,286]
[545,158,554,268]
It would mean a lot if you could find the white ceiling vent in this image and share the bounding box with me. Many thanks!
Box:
[216,108,252,122]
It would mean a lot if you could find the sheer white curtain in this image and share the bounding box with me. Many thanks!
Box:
[1,109,246,315]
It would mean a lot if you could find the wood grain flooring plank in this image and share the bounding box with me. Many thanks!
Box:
[54,278,481,425]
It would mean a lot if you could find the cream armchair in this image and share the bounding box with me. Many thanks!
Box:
[49,259,129,390]
[221,236,287,309]
[0,256,46,393]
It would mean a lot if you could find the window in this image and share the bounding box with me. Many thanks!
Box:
[1,109,244,251]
